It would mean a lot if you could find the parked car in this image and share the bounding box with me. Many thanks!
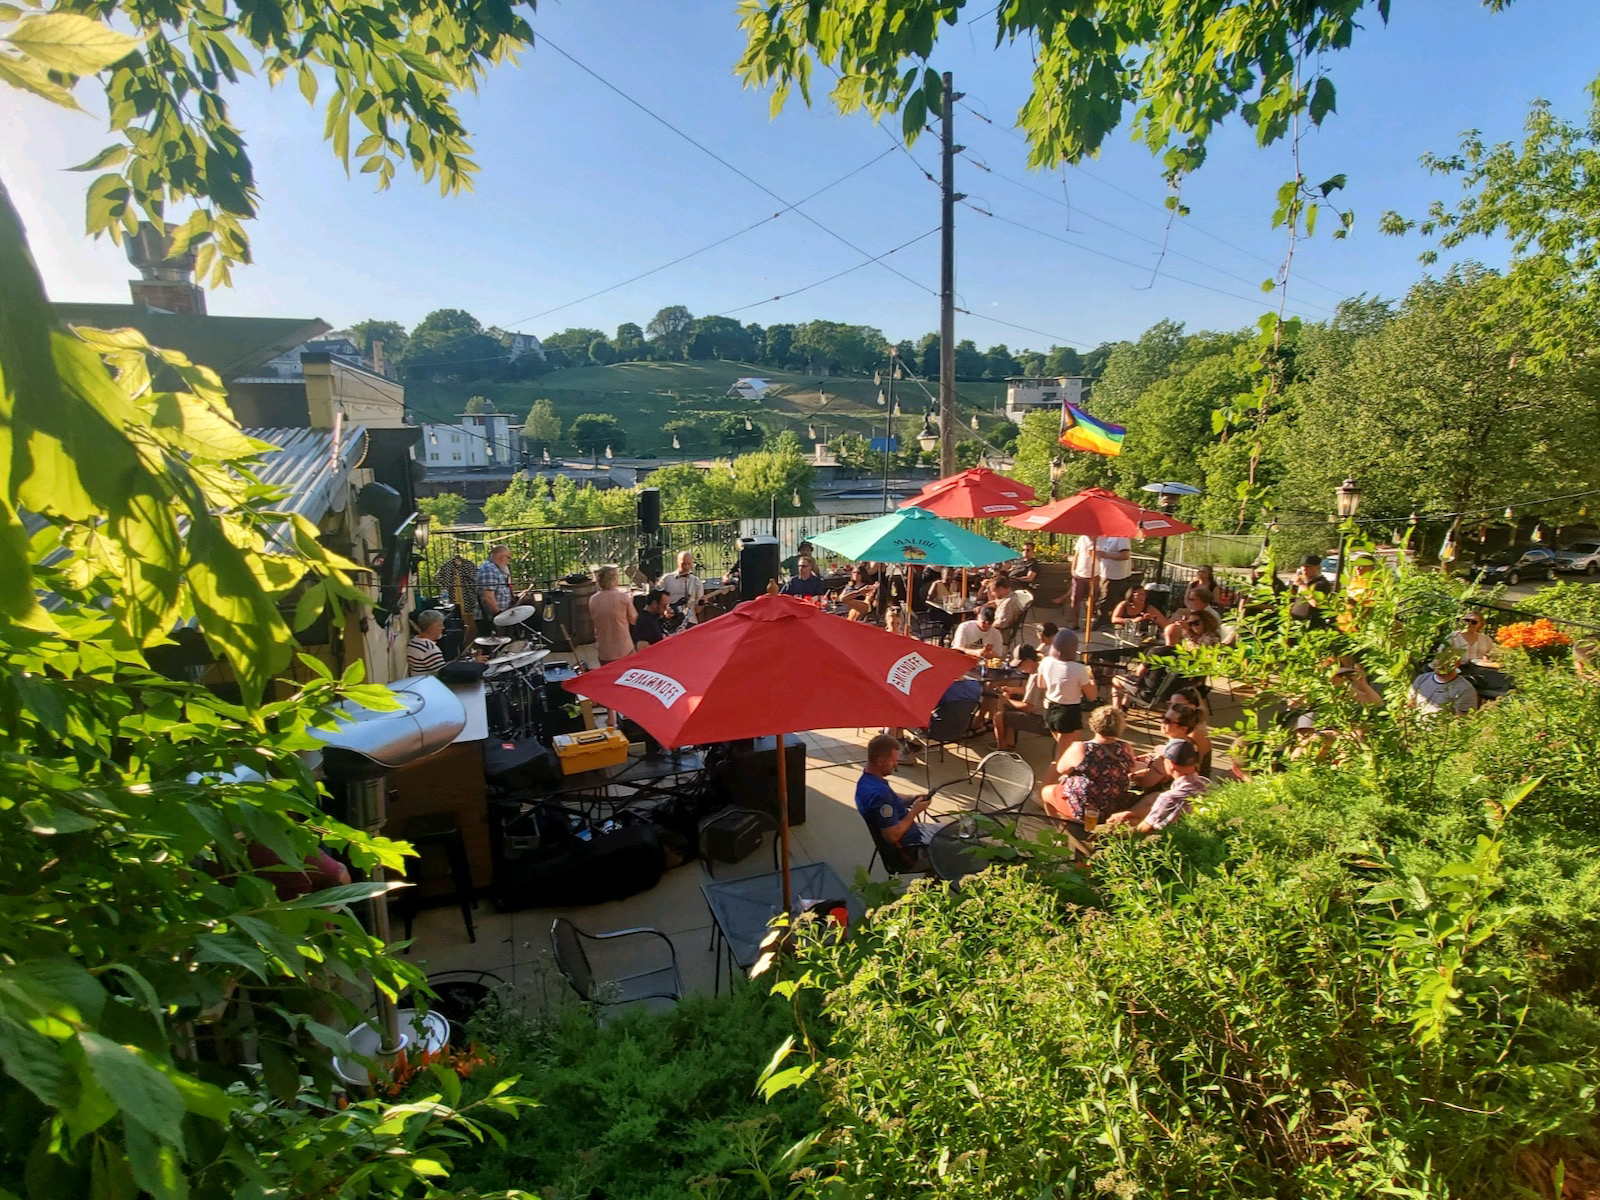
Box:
[1462,546,1559,586]
[1554,539,1600,576]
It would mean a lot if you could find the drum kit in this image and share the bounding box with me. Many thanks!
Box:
[471,603,558,741]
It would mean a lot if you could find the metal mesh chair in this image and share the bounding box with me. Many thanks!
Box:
[550,918,682,1009]
[927,751,1035,818]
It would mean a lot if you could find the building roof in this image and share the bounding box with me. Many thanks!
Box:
[246,425,370,549]
[55,304,330,379]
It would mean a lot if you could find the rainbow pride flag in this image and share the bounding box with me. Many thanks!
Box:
[1059,404,1125,457]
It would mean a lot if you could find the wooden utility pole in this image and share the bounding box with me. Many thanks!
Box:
[938,71,958,477]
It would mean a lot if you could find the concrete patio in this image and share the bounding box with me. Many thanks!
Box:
[401,604,1246,1009]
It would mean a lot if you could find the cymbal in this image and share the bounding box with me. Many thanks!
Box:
[473,635,511,649]
[493,604,537,627]
[483,648,550,677]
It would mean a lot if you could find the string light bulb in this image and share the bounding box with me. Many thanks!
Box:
[877,390,887,406]
[744,416,753,431]
[791,489,801,507]
[604,445,613,459]
[1532,523,1544,543]
[1409,509,1419,525]
[808,424,816,439]
[672,433,681,450]
[970,414,979,430]
[1504,506,1514,521]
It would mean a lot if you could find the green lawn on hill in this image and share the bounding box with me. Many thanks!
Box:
[405,360,1009,455]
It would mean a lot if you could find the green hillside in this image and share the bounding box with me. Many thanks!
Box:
[404,360,1009,456]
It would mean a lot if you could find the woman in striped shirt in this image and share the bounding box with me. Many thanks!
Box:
[406,610,447,675]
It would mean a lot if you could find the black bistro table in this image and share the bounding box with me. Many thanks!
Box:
[535,750,707,823]
[701,861,861,994]
[927,811,1094,884]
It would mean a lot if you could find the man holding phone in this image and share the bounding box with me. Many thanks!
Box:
[855,734,938,871]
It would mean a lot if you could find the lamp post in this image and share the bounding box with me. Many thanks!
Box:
[770,488,801,537]
[1152,490,1179,584]
[1048,457,1064,547]
[1333,476,1362,587]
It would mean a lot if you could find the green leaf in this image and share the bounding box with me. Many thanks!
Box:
[1307,76,1337,126]
[67,145,129,172]
[122,1119,189,1200]
[1318,173,1348,197]
[19,799,98,834]
[0,1015,70,1106]
[77,1033,186,1147]
[0,48,85,108]
[4,13,140,74]
[276,880,405,910]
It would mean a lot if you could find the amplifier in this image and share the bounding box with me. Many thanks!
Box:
[700,807,766,866]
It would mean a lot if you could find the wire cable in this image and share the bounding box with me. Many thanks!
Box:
[534,31,938,299]
[711,227,941,316]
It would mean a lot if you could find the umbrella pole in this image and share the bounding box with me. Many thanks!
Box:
[1085,544,1099,633]
[776,735,792,912]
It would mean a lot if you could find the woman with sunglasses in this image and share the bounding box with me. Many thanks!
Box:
[1449,611,1498,666]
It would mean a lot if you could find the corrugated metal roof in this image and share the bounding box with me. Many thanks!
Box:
[246,425,370,547]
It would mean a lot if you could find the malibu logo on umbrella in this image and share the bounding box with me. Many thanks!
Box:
[893,535,936,560]
[615,668,687,708]
[886,651,932,695]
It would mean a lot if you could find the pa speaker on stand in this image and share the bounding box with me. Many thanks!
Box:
[738,536,781,602]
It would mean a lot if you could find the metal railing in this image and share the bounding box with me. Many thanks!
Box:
[419,519,743,596]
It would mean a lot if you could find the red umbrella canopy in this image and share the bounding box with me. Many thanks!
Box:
[914,467,1037,503]
[900,475,1031,518]
[560,593,974,747]
[1004,487,1195,538]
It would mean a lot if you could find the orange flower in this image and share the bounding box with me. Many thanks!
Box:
[1495,619,1573,651]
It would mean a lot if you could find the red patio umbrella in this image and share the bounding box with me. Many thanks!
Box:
[912,466,1037,503]
[560,592,973,909]
[900,476,1031,519]
[1005,488,1194,628]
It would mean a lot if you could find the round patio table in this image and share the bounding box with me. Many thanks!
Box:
[927,812,1094,883]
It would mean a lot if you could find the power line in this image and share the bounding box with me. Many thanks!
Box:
[957,98,1353,302]
[957,153,1337,315]
[965,201,1335,323]
[497,146,902,329]
[534,30,937,300]
[712,227,941,316]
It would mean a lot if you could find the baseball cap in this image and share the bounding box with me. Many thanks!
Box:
[1162,740,1200,767]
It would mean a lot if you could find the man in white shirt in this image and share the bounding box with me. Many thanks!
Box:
[1051,534,1097,631]
[1037,628,1097,751]
[1096,535,1133,622]
[953,606,1006,659]
[659,550,706,624]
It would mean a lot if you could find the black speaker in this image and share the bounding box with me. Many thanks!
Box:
[491,825,665,910]
[715,735,806,825]
[636,487,661,535]
[738,536,781,602]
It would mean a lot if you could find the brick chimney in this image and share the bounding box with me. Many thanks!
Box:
[125,223,206,314]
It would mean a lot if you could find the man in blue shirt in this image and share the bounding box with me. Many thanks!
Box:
[856,734,935,871]
[779,555,830,599]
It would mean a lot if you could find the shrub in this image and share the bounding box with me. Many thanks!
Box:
[453,988,818,1200]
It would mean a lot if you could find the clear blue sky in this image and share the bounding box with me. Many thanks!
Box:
[5,0,1598,352]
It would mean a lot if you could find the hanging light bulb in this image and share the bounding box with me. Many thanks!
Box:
[874,370,882,386]
[1532,523,1544,542]
[542,446,550,465]
[877,389,887,406]
[744,416,753,431]
[1504,506,1514,521]
[970,414,980,430]
[429,430,438,445]
[808,424,816,439]
[672,433,681,450]
[791,489,801,507]
[1409,509,1419,526]
[604,444,613,459]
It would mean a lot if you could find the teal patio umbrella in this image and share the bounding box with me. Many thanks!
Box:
[809,505,1016,569]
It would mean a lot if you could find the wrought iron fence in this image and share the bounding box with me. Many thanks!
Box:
[419,519,743,597]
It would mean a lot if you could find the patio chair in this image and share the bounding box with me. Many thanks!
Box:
[1000,592,1035,654]
[926,751,1035,819]
[907,694,985,792]
[550,918,683,1010]
[863,813,933,877]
